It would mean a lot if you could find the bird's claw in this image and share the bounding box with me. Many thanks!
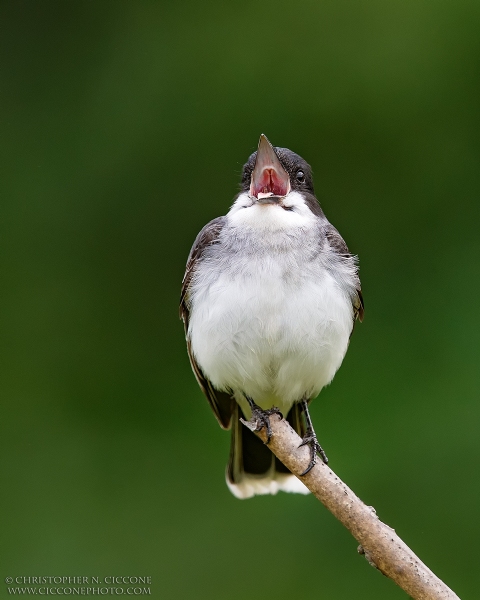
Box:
[299,430,328,475]
[250,405,283,444]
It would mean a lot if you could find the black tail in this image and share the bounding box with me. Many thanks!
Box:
[226,403,307,499]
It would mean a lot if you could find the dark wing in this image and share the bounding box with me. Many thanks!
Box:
[325,224,364,324]
[180,217,235,430]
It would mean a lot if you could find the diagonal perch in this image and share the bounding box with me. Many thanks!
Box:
[241,413,459,600]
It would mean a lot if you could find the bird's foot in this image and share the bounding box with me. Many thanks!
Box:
[241,398,283,444]
[299,428,328,475]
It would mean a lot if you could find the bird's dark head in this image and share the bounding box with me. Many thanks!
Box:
[237,135,322,218]
[241,135,314,196]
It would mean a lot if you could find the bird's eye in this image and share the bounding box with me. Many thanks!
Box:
[296,170,305,182]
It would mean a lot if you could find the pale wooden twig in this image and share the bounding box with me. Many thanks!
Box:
[242,414,459,600]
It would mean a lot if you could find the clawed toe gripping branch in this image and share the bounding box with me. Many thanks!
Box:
[299,398,328,474]
[240,396,283,444]
[240,409,459,600]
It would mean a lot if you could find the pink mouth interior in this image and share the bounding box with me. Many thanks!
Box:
[250,168,289,198]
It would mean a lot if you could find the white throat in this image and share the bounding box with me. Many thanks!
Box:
[227,191,318,232]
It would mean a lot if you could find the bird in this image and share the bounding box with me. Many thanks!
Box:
[180,134,363,499]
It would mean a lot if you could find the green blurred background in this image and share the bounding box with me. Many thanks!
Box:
[1,1,479,598]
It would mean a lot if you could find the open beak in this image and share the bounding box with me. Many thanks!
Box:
[249,134,290,200]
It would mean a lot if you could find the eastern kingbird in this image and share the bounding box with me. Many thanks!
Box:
[180,135,363,499]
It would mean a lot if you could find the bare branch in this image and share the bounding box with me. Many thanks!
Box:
[242,414,459,600]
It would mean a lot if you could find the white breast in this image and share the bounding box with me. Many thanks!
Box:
[187,195,355,416]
